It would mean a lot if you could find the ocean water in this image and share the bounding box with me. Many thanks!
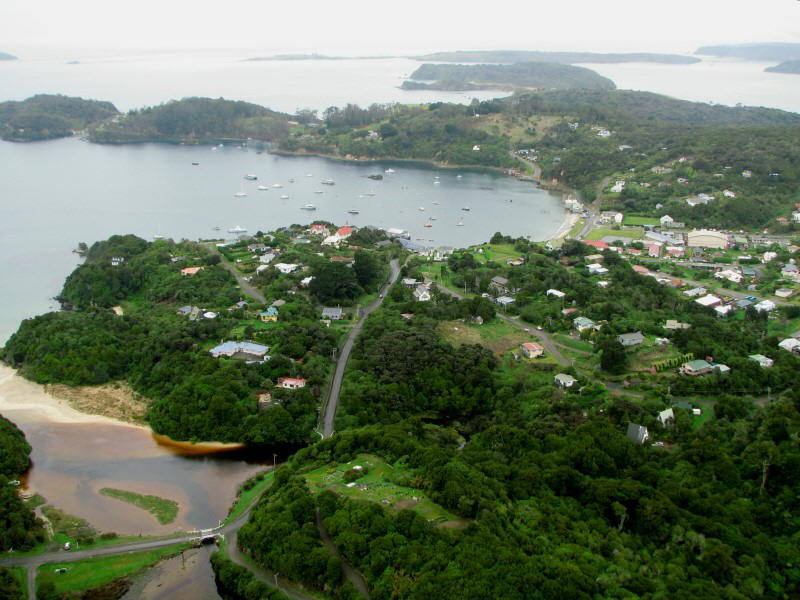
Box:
[0,137,563,343]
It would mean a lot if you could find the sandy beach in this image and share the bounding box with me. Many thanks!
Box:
[547,211,581,241]
[0,364,145,429]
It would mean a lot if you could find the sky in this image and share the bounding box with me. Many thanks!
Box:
[1,0,799,59]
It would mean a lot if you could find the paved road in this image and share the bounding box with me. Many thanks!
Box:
[322,258,401,438]
[207,243,267,304]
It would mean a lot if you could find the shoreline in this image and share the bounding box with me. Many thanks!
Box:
[548,211,581,241]
[0,364,245,452]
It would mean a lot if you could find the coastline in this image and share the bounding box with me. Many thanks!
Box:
[548,211,581,241]
[0,364,246,452]
[0,364,145,429]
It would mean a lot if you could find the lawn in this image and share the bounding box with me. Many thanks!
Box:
[585,227,644,241]
[552,334,593,353]
[302,454,465,527]
[99,488,178,525]
[37,543,190,596]
[474,243,522,263]
[9,567,27,600]
[623,215,660,226]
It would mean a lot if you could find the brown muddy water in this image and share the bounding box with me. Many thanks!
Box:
[0,367,266,536]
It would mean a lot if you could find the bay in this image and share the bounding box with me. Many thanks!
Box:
[0,137,564,344]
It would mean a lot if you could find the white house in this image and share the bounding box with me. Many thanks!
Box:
[695,294,722,308]
[660,215,674,227]
[657,408,674,426]
[778,338,800,354]
[546,289,566,298]
[554,373,577,388]
[413,285,432,302]
[587,263,609,275]
[749,354,774,368]
[277,377,307,389]
[275,263,300,274]
[754,300,776,313]
[610,181,626,194]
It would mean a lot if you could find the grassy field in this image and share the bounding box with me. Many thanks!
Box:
[552,334,593,353]
[99,488,178,525]
[438,319,531,356]
[585,227,644,241]
[37,543,190,596]
[225,471,274,524]
[471,243,522,263]
[622,215,659,226]
[302,454,465,527]
[768,315,800,338]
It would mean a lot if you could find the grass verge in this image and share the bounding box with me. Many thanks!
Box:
[37,543,190,596]
[225,471,274,525]
[99,488,178,525]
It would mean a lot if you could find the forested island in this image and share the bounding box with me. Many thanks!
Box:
[0,51,16,60]
[696,42,800,61]
[765,60,800,74]
[0,94,118,141]
[402,62,616,92]
[415,49,700,64]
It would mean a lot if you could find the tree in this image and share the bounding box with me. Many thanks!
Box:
[353,251,381,290]
[310,263,361,304]
[599,339,628,374]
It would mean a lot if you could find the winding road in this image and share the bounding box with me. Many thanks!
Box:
[322,258,401,438]
[207,243,267,304]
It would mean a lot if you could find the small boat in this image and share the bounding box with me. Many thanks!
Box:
[368,174,383,180]
[385,168,396,174]
[211,147,217,151]
[301,204,316,210]
[423,221,432,228]
[314,190,324,194]
[321,179,335,185]
[228,225,247,234]
[257,185,268,191]
[306,173,313,177]
[234,191,247,198]
[430,216,437,221]
[192,162,199,166]
[153,234,165,240]
[433,181,440,185]
[213,226,221,231]
[457,218,464,227]
[366,192,376,196]
[272,183,283,188]
[432,201,440,205]
[347,209,360,214]
[461,207,470,211]
[280,194,290,199]
[288,178,295,183]
[418,206,425,211]
[244,174,258,180]
[456,174,462,179]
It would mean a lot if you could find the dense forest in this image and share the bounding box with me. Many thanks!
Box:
[0,415,45,557]
[89,97,291,143]
[414,50,700,64]
[404,62,616,91]
[0,94,118,141]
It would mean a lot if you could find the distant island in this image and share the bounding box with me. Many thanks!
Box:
[0,94,118,141]
[696,42,800,61]
[402,62,616,92]
[413,50,700,64]
[244,53,390,61]
[765,60,800,74]
[0,51,17,60]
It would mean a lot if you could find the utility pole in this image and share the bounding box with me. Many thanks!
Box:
[273,453,277,471]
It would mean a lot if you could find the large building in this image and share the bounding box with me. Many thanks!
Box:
[687,229,729,249]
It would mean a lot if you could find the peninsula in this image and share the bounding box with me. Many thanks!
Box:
[765,60,800,74]
[402,62,616,91]
[0,94,118,141]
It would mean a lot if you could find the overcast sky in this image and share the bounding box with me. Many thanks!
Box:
[2,0,798,58]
